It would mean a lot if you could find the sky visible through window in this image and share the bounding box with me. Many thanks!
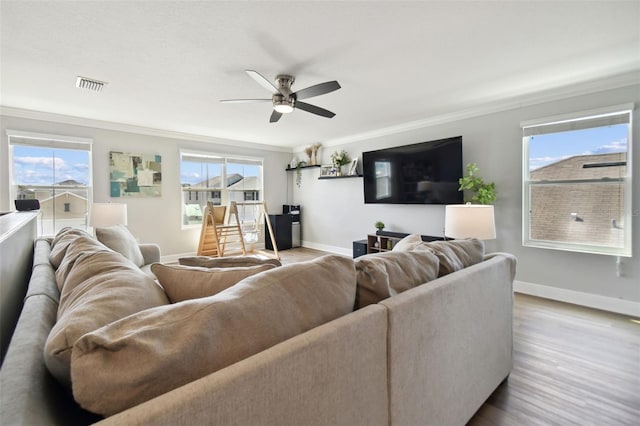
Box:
[529,124,628,171]
[13,146,90,185]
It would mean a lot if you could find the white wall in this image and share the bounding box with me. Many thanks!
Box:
[0,114,292,258]
[293,84,640,311]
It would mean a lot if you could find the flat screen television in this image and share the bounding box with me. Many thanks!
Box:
[362,136,463,204]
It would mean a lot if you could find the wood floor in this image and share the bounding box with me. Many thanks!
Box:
[469,293,640,426]
[277,248,640,426]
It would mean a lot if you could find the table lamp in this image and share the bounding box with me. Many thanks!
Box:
[444,204,496,240]
[90,203,128,228]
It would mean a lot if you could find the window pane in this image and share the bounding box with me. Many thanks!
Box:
[227,161,262,224]
[529,124,628,178]
[522,106,632,256]
[12,144,91,235]
[180,153,263,228]
[530,181,625,248]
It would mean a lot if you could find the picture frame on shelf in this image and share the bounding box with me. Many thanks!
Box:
[348,158,358,175]
[320,164,335,177]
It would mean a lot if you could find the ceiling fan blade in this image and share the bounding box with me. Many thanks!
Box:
[295,101,336,118]
[294,81,341,100]
[270,110,283,123]
[220,99,271,103]
[245,70,280,94]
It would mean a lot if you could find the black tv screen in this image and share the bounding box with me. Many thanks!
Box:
[363,136,463,204]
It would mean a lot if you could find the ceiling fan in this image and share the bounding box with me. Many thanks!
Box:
[221,70,341,123]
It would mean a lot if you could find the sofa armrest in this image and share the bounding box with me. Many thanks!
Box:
[138,244,160,265]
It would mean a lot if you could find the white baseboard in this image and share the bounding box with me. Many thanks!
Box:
[514,280,640,317]
[301,241,352,257]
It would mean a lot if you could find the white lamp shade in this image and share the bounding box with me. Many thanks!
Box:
[90,203,127,228]
[445,204,496,240]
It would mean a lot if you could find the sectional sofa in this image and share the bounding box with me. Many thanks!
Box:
[0,227,516,425]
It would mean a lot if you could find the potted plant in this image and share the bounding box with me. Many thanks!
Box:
[330,149,351,176]
[295,160,307,187]
[375,221,385,234]
[458,163,496,204]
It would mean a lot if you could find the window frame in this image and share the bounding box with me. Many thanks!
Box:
[7,130,94,237]
[521,104,633,257]
[179,150,264,230]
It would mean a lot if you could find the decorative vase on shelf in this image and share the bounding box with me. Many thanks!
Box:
[335,165,342,176]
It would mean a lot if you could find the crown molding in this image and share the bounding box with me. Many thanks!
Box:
[3,69,638,155]
[302,70,640,151]
[0,106,293,153]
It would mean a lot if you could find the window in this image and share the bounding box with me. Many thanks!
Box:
[522,104,633,256]
[180,151,263,228]
[8,130,93,236]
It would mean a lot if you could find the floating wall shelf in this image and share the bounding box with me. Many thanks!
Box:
[318,174,362,180]
[285,165,321,171]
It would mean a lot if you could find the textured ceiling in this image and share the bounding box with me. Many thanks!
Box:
[1,1,639,148]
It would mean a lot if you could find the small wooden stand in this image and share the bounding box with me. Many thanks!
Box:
[197,202,246,257]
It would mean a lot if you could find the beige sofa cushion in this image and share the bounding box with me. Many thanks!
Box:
[178,255,282,268]
[54,236,113,292]
[71,255,357,416]
[425,239,485,276]
[49,227,93,271]
[45,237,169,387]
[96,224,145,267]
[151,263,277,303]
[391,233,424,252]
[355,250,440,308]
[393,235,485,277]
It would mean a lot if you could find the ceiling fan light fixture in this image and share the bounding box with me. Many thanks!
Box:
[274,103,294,114]
[273,95,294,114]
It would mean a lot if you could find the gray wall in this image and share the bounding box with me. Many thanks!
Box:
[294,84,639,306]
[0,115,293,258]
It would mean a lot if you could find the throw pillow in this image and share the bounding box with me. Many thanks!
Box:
[355,250,440,308]
[151,263,277,303]
[95,224,145,267]
[71,255,356,416]
[45,243,169,387]
[425,238,485,276]
[391,234,424,252]
[178,255,282,268]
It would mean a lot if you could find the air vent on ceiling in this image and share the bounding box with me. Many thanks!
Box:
[75,76,107,92]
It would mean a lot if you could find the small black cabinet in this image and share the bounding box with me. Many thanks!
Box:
[265,214,292,251]
[352,240,367,258]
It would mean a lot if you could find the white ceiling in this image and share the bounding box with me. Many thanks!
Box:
[1,1,639,149]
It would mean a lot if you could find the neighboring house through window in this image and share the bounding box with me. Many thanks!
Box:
[7,130,93,236]
[521,104,633,257]
[180,151,263,232]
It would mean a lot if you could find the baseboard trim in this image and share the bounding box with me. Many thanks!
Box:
[301,241,352,257]
[514,280,640,317]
